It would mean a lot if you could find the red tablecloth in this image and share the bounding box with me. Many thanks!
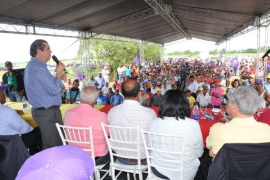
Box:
[99,105,224,147]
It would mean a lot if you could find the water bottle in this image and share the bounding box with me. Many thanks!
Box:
[193,104,200,120]
[22,97,28,111]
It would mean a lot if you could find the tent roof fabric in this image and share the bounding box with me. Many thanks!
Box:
[0,0,269,44]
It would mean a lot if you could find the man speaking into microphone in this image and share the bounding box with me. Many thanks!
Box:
[24,39,65,150]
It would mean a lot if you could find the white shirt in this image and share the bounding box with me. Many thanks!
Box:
[188,81,199,93]
[101,86,109,95]
[107,100,157,158]
[161,86,171,95]
[95,76,105,89]
[151,87,157,94]
[87,79,98,87]
[117,67,125,75]
[196,92,210,106]
[149,117,204,180]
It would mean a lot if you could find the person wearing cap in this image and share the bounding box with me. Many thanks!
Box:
[196,86,210,107]
[108,79,157,164]
[206,87,270,158]
[254,79,270,109]
[0,88,42,155]
[264,73,270,93]
[24,39,65,150]
[248,74,256,87]
[139,87,150,106]
[2,61,25,102]
[65,87,110,165]
[151,87,163,107]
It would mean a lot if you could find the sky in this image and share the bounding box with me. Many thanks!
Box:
[0,33,79,64]
[0,27,264,64]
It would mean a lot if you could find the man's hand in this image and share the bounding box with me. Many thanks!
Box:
[56,61,65,79]
[15,110,24,116]
[209,149,215,157]
[18,90,24,96]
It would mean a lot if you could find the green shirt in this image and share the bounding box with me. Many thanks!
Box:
[6,73,18,90]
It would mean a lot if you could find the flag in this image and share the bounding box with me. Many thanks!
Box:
[219,53,222,60]
[230,56,238,67]
[74,68,85,81]
[133,56,141,65]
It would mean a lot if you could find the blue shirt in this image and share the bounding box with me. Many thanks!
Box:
[96,96,107,105]
[110,95,123,106]
[66,90,80,104]
[0,104,33,135]
[265,82,270,93]
[125,68,132,76]
[24,57,63,108]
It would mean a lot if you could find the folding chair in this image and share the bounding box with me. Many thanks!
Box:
[101,122,147,180]
[55,123,109,180]
[140,130,185,180]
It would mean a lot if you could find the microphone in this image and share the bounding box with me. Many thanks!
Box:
[52,55,67,73]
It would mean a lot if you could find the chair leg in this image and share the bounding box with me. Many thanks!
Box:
[95,169,101,180]
[139,171,143,180]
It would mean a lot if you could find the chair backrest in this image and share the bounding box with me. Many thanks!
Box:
[140,130,185,179]
[55,123,95,162]
[101,123,142,165]
[0,134,30,180]
[208,142,270,180]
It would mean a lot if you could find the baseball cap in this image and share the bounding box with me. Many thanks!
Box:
[156,87,161,92]
[198,87,203,91]
[140,87,144,91]
[255,79,263,84]
[249,74,255,79]
[5,61,12,67]
[267,73,270,79]
[16,145,94,179]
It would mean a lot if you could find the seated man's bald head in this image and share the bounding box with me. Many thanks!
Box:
[121,79,140,98]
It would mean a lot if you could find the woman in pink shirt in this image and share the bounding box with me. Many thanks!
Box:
[210,80,223,108]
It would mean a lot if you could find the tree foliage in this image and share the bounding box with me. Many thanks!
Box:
[77,36,164,73]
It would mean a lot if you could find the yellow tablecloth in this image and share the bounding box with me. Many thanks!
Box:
[4,102,104,127]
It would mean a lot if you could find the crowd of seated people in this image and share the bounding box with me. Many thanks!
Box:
[4,55,270,179]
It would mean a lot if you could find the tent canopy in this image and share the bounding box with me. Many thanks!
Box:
[0,0,269,44]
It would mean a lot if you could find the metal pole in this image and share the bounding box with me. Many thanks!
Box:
[256,26,261,78]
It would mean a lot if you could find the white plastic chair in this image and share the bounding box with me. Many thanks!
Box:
[55,123,109,180]
[140,130,185,180]
[101,122,147,180]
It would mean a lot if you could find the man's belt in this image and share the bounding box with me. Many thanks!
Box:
[122,157,147,163]
[33,105,60,110]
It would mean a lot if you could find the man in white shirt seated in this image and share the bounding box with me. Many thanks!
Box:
[107,79,157,164]
[196,86,210,107]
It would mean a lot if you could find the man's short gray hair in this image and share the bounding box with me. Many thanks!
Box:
[80,86,97,104]
[228,86,258,115]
